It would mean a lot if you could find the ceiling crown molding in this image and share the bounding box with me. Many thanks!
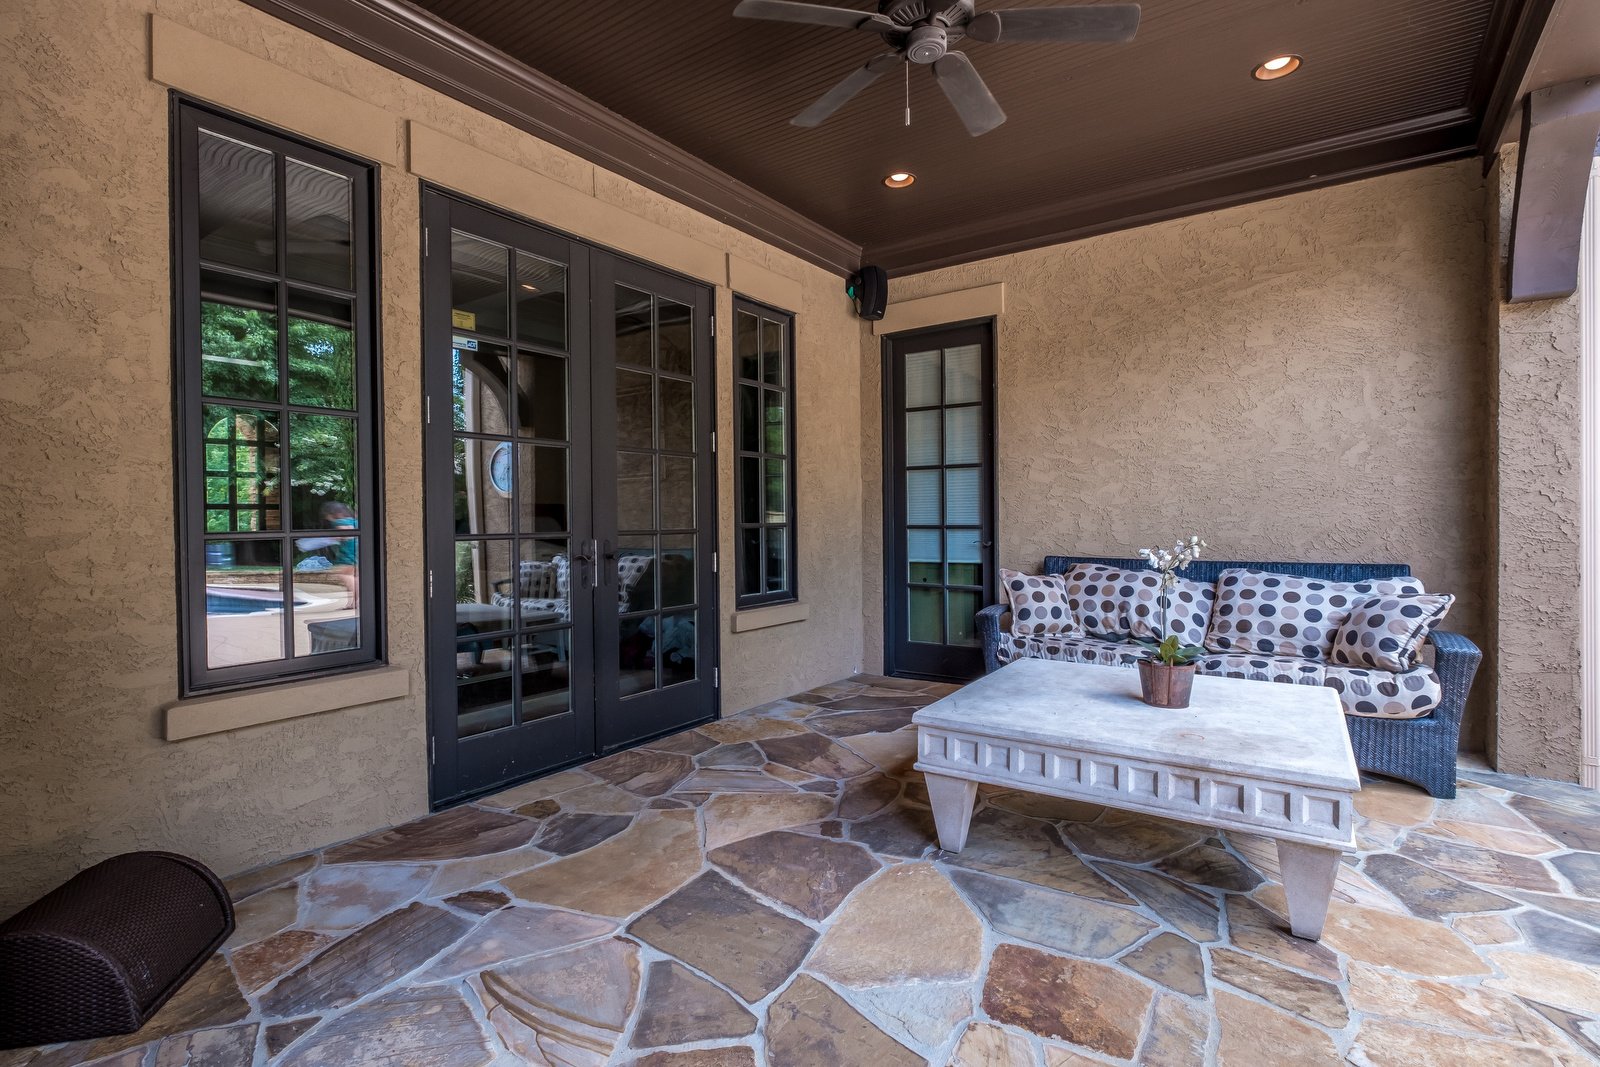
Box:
[238,0,864,275]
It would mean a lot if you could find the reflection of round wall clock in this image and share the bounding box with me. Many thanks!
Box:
[489,442,514,496]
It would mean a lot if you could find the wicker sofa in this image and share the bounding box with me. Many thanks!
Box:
[977,555,1482,798]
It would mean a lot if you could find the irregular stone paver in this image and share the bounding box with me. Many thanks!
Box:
[426,847,550,897]
[943,808,1133,902]
[696,717,810,744]
[1508,795,1600,852]
[260,904,472,1017]
[845,981,972,1051]
[1155,842,1263,892]
[1062,813,1205,863]
[587,748,694,796]
[535,811,634,855]
[1098,862,1221,942]
[1513,908,1600,965]
[629,871,818,1002]
[1120,932,1205,997]
[501,810,700,917]
[479,768,596,809]
[765,975,922,1067]
[806,708,917,736]
[1453,912,1521,945]
[277,987,491,1067]
[643,728,719,755]
[226,882,299,948]
[982,943,1151,1058]
[811,864,983,986]
[1523,1000,1600,1060]
[984,788,1104,822]
[1362,853,1516,920]
[1224,895,1342,981]
[1398,835,1560,892]
[480,937,639,1063]
[628,1050,757,1067]
[418,904,616,981]
[837,729,917,773]
[263,1018,318,1058]
[697,741,768,768]
[1354,778,1436,826]
[152,1023,257,1067]
[299,863,433,929]
[1350,1018,1557,1067]
[1427,819,1560,856]
[947,867,1154,958]
[324,805,539,864]
[949,1022,1033,1066]
[554,781,648,814]
[629,960,757,1047]
[229,929,334,992]
[226,854,315,903]
[848,802,938,858]
[1215,990,1340,1066]
[708,829,879,920]
[1141,993,1210,1066]
[1254,886,1489,978]
[816,693,917,712]
[1485,950,1600,1015]
[1210,948,1348,1028]
[677,768,797,793]
[1550,850,1600,895]
[838,774,902,820]
[1347,962,1569,1044]
[1228,830,1403,913]
[1513,888,1600,930]
[514,798,561,818]
[702,792,835,850]
[759,731,873,778]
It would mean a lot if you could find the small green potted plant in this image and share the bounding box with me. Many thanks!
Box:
[1136,536,1207,708]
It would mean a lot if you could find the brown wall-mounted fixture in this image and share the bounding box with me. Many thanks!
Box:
[1506,76,1600,302]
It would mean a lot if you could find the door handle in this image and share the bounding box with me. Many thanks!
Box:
[600,540,616,585]
[575,538,599,589]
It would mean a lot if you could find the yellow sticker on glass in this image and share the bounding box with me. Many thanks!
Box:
[451,309,476,331]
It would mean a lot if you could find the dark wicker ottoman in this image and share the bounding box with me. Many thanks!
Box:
[0,851,235,1049]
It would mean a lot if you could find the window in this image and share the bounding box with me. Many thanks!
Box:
[173,101,381,693]
[733,298,797,607]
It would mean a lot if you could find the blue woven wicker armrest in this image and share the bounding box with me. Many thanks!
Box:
[1425,629,1481,728]
[978,603,1010,674]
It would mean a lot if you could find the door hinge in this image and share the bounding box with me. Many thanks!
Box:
[711,430,716,453]
[710,310,716,335]
[424,227,430,257]
[425,395,432,425]
[712,551,718,574]
[714,667,720,688]
[428,569,434,598]
[430,736,436,765]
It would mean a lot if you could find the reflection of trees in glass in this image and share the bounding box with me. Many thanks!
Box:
[200,301,355,409]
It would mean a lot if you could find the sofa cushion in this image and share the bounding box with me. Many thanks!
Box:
[1204,567,1425,660]
[1000,568,1076,635]
[1329,593,1454,672]
[1059,563,1215,644]
[1195,653,1441,719]
[995,632,1146,669]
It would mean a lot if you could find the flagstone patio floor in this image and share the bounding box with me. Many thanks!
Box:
[8,674,1600,1066]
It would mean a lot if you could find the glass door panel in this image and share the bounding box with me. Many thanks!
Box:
[887,327,995,679]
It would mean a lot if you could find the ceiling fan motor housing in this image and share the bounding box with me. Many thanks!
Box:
[905,24,949,63]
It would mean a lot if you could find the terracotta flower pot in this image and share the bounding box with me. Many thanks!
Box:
[1138,660,1195,709]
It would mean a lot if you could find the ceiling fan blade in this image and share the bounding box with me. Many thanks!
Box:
[792,51,902,127]
[932,52,1006,136]
[967,4,1141,44]
[734,0,893,32]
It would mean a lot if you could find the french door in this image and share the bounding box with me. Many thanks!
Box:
[884,321,997,681]
[423,189,717,805]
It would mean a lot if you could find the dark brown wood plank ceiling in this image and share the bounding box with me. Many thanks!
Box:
[257,0,1549,274]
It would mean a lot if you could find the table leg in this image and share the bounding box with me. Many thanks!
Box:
[1276,839,1342,940]
[924,773,978,853]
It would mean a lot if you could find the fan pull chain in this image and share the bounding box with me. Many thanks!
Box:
[904,59,911,127]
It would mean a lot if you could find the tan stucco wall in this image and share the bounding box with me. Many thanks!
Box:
[1486,144,1585,781]
[863,162,1495,748]
[0,0,863,915]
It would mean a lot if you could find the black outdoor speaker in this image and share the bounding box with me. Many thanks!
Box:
[848,265,888,321]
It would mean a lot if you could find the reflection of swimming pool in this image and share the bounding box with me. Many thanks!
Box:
[205,588,310,615]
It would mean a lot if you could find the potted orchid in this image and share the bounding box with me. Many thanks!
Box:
[1135,535,1207,709]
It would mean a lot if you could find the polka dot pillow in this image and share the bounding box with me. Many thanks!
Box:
[1329,593,1455,671]
[1204,568,1426,660]
[1000,568,1077,636]
[1060,563,1216,645]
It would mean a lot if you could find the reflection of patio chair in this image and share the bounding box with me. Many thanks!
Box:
[306,617,358,653]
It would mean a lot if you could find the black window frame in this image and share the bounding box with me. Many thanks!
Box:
[732,296,798,609]
[171,97,385,695]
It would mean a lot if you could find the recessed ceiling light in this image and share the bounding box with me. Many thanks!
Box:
[1253,54,1302,80]
[883,171,916,188]
[520,283,539,292]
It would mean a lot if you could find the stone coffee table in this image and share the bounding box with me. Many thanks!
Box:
[913,658,1361,940]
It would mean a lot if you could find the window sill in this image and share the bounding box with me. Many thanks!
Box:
[164,665,410,741]
[730,601,810,633]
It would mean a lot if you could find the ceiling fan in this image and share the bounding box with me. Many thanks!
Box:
[733,0,1141,136]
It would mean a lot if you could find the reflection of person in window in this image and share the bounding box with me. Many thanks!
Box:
[322,501,358,608]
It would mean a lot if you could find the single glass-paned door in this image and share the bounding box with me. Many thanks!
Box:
[424,190,717,805]
[885,321,996,680]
